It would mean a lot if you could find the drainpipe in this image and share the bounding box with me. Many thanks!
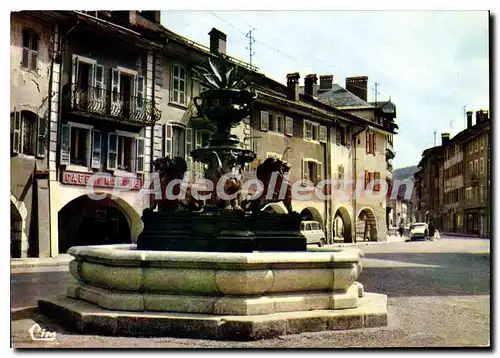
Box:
[325,124,332,244]
[351,125,367,243]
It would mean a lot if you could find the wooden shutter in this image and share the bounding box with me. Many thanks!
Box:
[36,116,47,157]
[136,137,145,173]
[60,124,70,165]
[71,55,79,86]
[336,125,341,145]
[186,128,193,157]
[30,33,38,71]
[366,131,370,154]
[372,133,376,154]
[135,75,145,108]
[94,64,104,98]
[374,172,380,192]
[165,123,173,157]
[364,170,369,189]
[107,133,118,170]
[317,162,322,184]
[195,129,202,149]
[12,110,21,154]
[21,30,30,69]
[302,159,309,180]
[91,129,102,169]
[260,111,269,131]
[111,68,120,103]
[285,116,293,136]
[346,127,351,148]
[319,125,327,143]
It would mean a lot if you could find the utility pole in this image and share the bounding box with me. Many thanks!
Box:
[246,29,256,68]
[434,130,437,146]
[462,105,467,129]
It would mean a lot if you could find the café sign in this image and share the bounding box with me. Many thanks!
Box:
[62,171,143,191]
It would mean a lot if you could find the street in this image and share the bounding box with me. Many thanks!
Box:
[11,235,490,348]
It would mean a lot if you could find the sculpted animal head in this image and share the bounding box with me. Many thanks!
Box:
[153,157,187,181]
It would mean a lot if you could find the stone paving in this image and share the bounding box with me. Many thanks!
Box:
[11,235,490,348]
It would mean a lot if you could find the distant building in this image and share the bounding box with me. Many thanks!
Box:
[414,109,490,237]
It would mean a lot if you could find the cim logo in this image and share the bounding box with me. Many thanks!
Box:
[29,323,56,342]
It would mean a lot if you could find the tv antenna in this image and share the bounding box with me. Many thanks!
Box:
[246,28,256,67]
[372,82,380,106]
[433,130,437,146]
[462,105,467,128]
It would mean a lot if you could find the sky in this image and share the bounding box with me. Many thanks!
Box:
[160,10,489,169]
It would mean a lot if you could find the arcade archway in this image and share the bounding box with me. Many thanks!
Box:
[334,206,353,243]
[356,207,378,242]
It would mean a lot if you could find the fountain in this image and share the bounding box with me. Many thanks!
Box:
[39,53,388,340]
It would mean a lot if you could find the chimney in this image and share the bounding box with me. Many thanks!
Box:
[286,72,300,101]
[139,11,161,23]
[441,133,450,146]
[209,28,227,55]
[319,75,334,91]
[476,109,489,124]
[304,74,318,97]
[466,111,473,128]
[345,76,368,102]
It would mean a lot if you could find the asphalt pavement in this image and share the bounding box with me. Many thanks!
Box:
[11,235,490,348]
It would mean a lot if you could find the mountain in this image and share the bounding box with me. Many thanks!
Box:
[392,165,419,181]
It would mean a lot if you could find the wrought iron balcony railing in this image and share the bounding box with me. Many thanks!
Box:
[63,83,162,125]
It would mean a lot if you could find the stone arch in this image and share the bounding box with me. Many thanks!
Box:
[262,202,288,214]
[300,207,324,228]
[357,207,378,242]
[11,194,28,258]
[334,206,353,243]
[57,194,142,253]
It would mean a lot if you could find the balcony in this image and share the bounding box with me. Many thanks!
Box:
[63,84,161,126]
[386,142,395,159]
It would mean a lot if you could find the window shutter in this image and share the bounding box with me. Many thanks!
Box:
[302,159,309,181]
[364,170,369,189]
[111,68,120,103]
[319,125,327,143]
[30,33,38,71]
[36,116,47,157]
[136,137,145,173]
[366,132,370,154]
[285,116,293,136]
[165,123,173,157]
[91,129,102,169]
[60,124,70,165]
[135,75,145,108]
[346,127,351,148]
[336,125,341,145]
[317,162,322,184]
[12,110,21,154]
[186,128,193,158]
[94,64,104,98]
[22,47,29,69]
[71,55,79,86]
[107,133,118,170]
[374,172,380,192]
[260,111,269,131]
[195,129,202,149]
[372,133,376,154]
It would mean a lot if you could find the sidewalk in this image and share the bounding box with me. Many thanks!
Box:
[328,234,409,248]
[11,254,73,270]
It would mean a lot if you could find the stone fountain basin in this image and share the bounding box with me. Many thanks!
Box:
[66,244,364,315]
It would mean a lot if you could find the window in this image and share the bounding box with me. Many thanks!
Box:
[475,138,479,152]
[469,142,473,154]
[260,111,269,131]
[302,159,322,185]
[21,29,38,71]
[304,121,313,140]
[195,130,211,149]
[366,131,376,155]
[107,130,144,172]
[269,115,284,134]
[70,126,90,166]
[337,165,345,182]
[469,161,473,173]
[285,116,293,136]
[171,63,186,105]
[319,125,327,143]
[480,135,484,150]
[11,110,46,157]
[480,157,484,174]
[474,159,478,173]
[117,136,133,171]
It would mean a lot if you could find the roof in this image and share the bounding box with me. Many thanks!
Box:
[418,145,443,167]
[369,100,397,116]
[313,84,373,108]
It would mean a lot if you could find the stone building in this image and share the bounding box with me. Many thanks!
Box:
[414,109,490,237]
[311,76,398,242]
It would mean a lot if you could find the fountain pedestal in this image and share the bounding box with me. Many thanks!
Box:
[38,244,388,340]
